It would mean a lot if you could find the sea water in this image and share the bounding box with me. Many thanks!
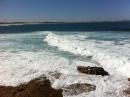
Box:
[0,24,130,97]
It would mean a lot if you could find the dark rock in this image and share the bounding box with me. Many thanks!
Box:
[63,83,96,96]
[0,76,63,97]
[123,88,130,96]
[77,66,109,76]
[128,78,130,81]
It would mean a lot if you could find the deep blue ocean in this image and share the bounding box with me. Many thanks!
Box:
[0,22,130,33]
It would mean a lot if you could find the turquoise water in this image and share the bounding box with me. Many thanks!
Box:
[1,31,130,56]
[0,31,130,72]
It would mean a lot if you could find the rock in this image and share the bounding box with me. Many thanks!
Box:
[128,78,130,81]
[77,66,109,76]
[0,76,63,97]
[63,83,96,96]
[123,88,130,96]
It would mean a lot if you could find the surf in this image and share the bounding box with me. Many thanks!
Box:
[44,32,130,77]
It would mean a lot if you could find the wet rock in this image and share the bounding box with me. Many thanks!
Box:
[124,79,130,96]
[63,83,96,96]
[0,76,63,97]
[48,71,62,79]
[123,88,130,96]
[77,66,109,76]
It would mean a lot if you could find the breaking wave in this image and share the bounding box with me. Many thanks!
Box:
[0,31,130,97]
[44,32,130,77]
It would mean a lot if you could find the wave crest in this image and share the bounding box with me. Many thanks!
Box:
[44,32,130,77]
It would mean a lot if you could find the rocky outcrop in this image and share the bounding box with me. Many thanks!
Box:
[0,76,63,97]
[63,83,96,96]
[77,66,109,76]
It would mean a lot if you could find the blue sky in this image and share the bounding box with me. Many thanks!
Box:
[0,0,130,22]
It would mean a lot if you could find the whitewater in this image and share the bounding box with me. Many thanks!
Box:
[0,31,130,97]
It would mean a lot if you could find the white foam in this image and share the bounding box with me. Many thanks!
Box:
[0,50,95,86]
[44,32,130,77]
[0,51,67,86]
[0,49,128,97]
[52,74,129,97]
[0,31,130,97]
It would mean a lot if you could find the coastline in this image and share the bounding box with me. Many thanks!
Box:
[0,67,130,97]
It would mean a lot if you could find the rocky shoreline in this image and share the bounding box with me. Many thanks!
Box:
[0,76,63,97]
[0,66,129,97]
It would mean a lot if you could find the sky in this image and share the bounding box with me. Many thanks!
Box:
[0,0,130,22]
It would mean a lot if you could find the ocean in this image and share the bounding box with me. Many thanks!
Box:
[0,23,130,97]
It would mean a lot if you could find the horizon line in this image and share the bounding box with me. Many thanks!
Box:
[0,20,130,24]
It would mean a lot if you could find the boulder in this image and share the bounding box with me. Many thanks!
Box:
[77,66,109,76]
[63,83,96,96]
[0,76,63,97]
